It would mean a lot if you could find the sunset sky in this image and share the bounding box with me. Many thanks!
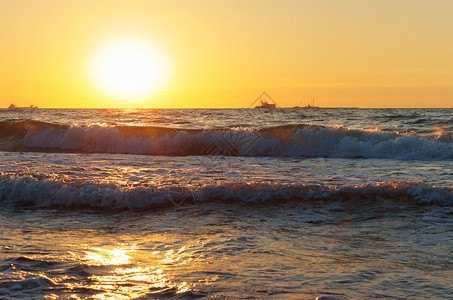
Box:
[1,0,452,108]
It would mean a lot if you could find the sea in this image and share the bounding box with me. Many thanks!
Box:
[0,108,452,299]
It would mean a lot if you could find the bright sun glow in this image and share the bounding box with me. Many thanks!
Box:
[89,37,170,101]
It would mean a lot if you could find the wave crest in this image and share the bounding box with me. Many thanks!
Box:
[1,121,452,160]
[1,175,452,209]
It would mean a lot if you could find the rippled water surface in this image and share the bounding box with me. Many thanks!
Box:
[2,202,452,299]
[2,108,453,132]
[1,108,452,299]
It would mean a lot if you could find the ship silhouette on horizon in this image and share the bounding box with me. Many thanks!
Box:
[8,104,38,109]
[252,91,278,109]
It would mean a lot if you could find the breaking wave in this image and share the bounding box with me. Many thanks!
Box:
[1,120,453,160]
[1,175,452,209]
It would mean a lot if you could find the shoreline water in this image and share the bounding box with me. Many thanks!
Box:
[2,201,452,299]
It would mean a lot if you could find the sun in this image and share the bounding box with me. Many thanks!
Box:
[89,37,171,101]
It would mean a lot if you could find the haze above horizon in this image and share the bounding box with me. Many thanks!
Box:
[1,0,452,108]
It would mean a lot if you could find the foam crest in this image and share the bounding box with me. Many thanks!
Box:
[1,121,452,160]
[1,175,452,209]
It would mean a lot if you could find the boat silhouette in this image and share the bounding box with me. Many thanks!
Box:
[253,92,277,109]
[292,98,318,109]
[254,99,276,109]
[8,104,38,109]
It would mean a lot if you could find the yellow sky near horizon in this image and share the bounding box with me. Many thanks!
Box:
[1,0,452,108]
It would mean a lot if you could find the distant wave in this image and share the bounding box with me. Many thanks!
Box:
[1,120,453,160]
[1,175,452,209]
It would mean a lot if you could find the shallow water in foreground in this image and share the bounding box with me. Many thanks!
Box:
[1,200,452,299]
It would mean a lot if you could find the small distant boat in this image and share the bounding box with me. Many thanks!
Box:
[301,104,319,109]
[253,92,277,109]
[8,104,38,109]
[254,99,276,109]
[292,98,318,109]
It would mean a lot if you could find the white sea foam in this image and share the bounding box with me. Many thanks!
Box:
[17,124,453,160]
[1,175,452,209]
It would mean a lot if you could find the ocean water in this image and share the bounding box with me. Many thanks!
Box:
[0,108,452,299]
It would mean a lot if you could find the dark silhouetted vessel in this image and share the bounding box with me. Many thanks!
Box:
[8,104,38,109]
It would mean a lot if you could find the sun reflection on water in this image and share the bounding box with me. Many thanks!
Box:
[84,248,132,266]
[66,244,199,299]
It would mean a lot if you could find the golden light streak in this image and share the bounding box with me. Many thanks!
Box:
[65,244,200,299]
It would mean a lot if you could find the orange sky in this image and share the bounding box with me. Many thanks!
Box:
[1,0,452,108]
